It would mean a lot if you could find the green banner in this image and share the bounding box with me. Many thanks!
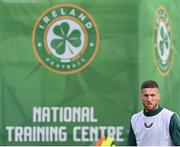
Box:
[1,0,180,146]
[0,0,139,145]
[138,0,180,113]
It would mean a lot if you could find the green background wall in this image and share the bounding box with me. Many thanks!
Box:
[138,0,180,113]
[0,0,179,146]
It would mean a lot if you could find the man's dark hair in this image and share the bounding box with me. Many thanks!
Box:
[141,80,159,90]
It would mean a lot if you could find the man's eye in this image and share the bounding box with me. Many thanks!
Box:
[143,94,155,97]
[144,95,149,97]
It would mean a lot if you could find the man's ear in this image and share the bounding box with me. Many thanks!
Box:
[157,92,160,99]
[139,93,143,100]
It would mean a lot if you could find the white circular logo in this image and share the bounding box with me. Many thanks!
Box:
[32,4,99,75]
[153,6,173,76]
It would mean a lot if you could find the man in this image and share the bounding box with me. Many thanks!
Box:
[128,80,180,146]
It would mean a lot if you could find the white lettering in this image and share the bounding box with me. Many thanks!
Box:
[51,10,58,18]
[42,107,50,122]
[60,8,65,15]
[81,126,89,142]
[116,126,124,142]
[24,127,32,142]
[85,22,92,29]
[63,107,72,122]
[33,107,98,122]
[73,126,124,142]
[43,16,50,24]
[90,107,97,122]
[81,107,90,122]
[58,127,67,141]
[73,126,81,141]
[6,127,14,142]
[78,13,86,21]
[15,127,23,142]
[69,9,76,16]
[33,107,41,122]
[6,126,67,142]
[38,25,45,30]
[51,107,59,122]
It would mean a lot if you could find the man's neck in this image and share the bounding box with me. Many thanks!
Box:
[145,105,158,112]
[143,105,163,117]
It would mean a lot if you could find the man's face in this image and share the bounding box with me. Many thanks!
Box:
[140,88,160,112]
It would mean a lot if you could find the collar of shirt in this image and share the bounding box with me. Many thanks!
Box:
[143,105,163,117]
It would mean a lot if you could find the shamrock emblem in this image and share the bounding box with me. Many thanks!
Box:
[159,26,169,55]
[51,22,81,55]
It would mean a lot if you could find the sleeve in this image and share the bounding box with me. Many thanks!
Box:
[127,122,137,146]
[169,113,180,145]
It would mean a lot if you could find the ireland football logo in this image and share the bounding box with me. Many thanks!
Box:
[153,6,173,76]
[32,4,99,74]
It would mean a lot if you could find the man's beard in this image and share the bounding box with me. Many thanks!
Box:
[143,103,158,112]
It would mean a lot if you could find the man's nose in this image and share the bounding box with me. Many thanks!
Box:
[146,95,152,100]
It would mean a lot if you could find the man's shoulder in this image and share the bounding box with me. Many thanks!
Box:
[162,108,175,116]
[132,110,143,117]
[131,110,143,122]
